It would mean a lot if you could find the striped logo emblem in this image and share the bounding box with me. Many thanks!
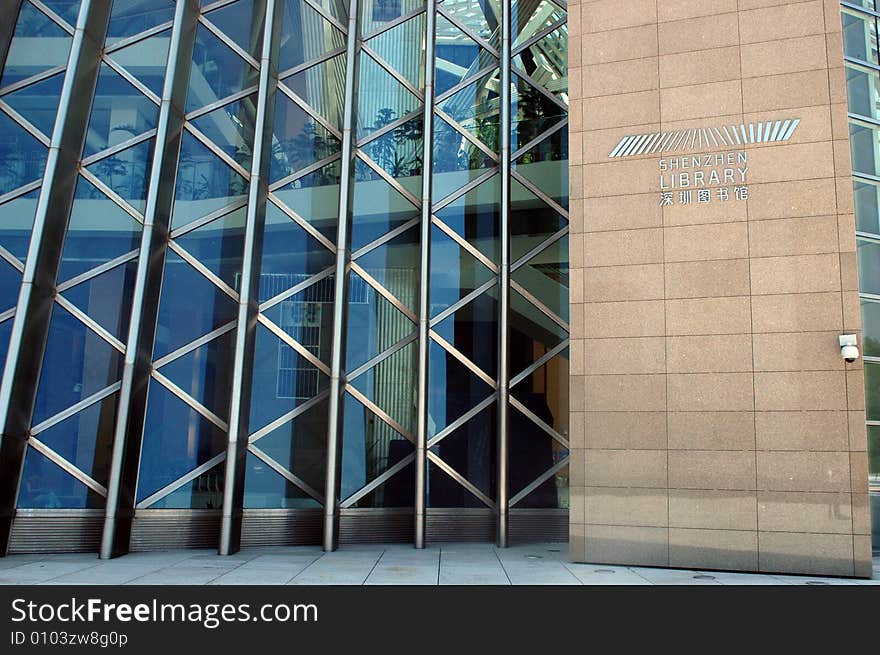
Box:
[608,118,801,159]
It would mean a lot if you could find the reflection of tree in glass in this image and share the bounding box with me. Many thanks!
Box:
[272,122,338,182]
[357,108,422,180]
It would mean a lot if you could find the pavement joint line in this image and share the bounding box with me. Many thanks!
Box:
[286,551,324,584]
[492,546,513,585]
[363,549,388,585]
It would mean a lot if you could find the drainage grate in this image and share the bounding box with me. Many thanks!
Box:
[693,574,716,580]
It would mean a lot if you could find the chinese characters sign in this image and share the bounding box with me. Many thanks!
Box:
[658,151,749,207]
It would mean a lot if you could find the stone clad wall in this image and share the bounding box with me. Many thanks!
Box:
[568,0,873,576]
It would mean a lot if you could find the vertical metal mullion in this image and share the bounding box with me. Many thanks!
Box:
[496,0,511,549]
[99,0,200,560]
[414,0,436,549]
[219,0,280,556]
[323,0,360,552]
[0,0,111,556]
[0,1,24,75]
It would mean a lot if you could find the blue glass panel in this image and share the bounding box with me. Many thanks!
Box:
[205,0,266,59]
[106,28,172,98]
[510,235,568,322]
[41,0,81,26]
[511,73,566,153]
[359,0,421,35]
[356,53,419,140]
[3,72,64,138]
[855,178,880,235]
[152,251,239,359]
[34,393,117,486]
[0,189,38,263]
[512,128,568,210]
[432,116,495,203]
[509,286,567,376]
[509,415,568,510]
[428,223,494,317]
[269,94,340,182]
[434,14,496,96]
[185,23,258,113]
[146,463,225,509]
[0,259,21,313]
[440,0,499,47]
[366,13,425,88]
[243,452,320,508]
[344,271,413,372]
[17,448,104,509]
[0,112,47,195]
[258,202,335,301]
[0,2,72,87]
[354,225,419,312]
[277,0,345,71]
[157,330,235,421]
[511,350,569,435]
[349,340,416,434]
[433,172,500,264]
[174,206,246,291]
[433,289,498,378]
[83,64,159,158]
[59,176,142,282]
[190,95,257,169]
[261,278,335,360]
[427,339,492,437]
[351,159,418,252]
[84,139,154,213]
[106,0,175,43]
[137,380,227,502]
[61,260,137,342]
[272,161,340,243]
[867,362,880,421]
[438,70,500,152]
[282,53,346,129]
[360,115,422,199]
[511,0,564,47]
[509,177,567,264]
[32,304,124,425]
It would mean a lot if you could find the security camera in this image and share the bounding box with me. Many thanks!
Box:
[839,334,860,363]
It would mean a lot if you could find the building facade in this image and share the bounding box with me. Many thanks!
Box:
[0,0,874,577]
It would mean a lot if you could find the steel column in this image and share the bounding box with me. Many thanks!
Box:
[414,1,437,550]
[99,0,200,559]
[0,0,24,75]
[219,0,281,556]
[0,0,111,556]
[323,0,360,552]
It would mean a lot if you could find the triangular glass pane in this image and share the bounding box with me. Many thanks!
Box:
[508,424,568,509]
[278,0,346,71]
[427,339,492,438]
[272,161,341,244]
[0,189,38,264]
[428,223,494,317]
[248,321,330,431]
[314,0,347,23]
[432,115,495,203]
[367,13,426,88]
[1,2,72,87]
[512,23,567,99]
[17,448,104,509]
[62,260,137,341]
[174,205,247,291]
[32,303,124,425]
[511,349,569,437]
[0,112,47,195]
[511,73,566,153]
[0,259,21,313]
[106,0,175,44]
[360,115,422,198]
[0,318,12,376]
[4,72,64,139]
[269,95,340,182]
[185,23,258,113]
[349,340,417,435]
[435,14,498,96]
[204,0,266,59]
[427,459,492,508]
[153,250,239,359]
[510,177,567,264]
[512,0,566,47]
[509,287,567,375]
[351,158,418,252]
[157,330,235,421]
[171,131,249,229]
[34,392,118,486]
[440,0,500,49]
[243,452,320,508]
[145,462,226,509]
[59,177,142,282]
[510,234,569,322]
[282,53,346,129]
[340,391,414,505]
[261,279,335,359]
[356,53,420,140]
[354,224,419,314]
[438,69,500,151]
[512,128,568,210]
[433,289,497,378]
[106,28,172,98]
[250,397,328,494]
[190,94,257,170]
[344,271,413,372]
[83,64,159,158]
[41,1,80,27]
[360,0,423,35]
[85,138,154,213]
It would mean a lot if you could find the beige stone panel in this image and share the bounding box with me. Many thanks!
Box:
[660,80,743,122]
[570,448,585,487]
[846,369,866,411]
[833,139,853,178]
[758,532,853,576]
[754,371,847,411]
[570,305,585,341]
[571,375,585,412]
[583,0,657,33]
[835,176,854,214]
[667,411,756,450]
[569,523,586,562]
[570,166,584,203]
[756,451,851,492]
[842,291,861,333]
[662,193,749,226]
[570,130,583,166]
[757,491,853,534]
[582,158,658,197]
[584,193,663,232]
[583,58,659,98]
[584,524,668,566]
[738,0,805,11]
[755,411,849,451]
[664,223,749,262]
[583,228,663,267]
[752,332,844,372]
[585,337,665,375]
[570,97,583,133]
[738,1,825,44]
[840,251,859,292]
[585,299,666,338]
[570,339,585,376]
[854,535,873,578]
[830,102,850,141]
[748,215,838,258]
[570,486,585,525]
[582,24,659,66]
[848,411,867,452]
[657,0,738,22]
[743,105,832,145]
[658,13,740,55]
[570,267,584,304]
[586,411,668,450]
[667,372,756,412]
[570,411,585,450]
[751,292,842,333]
[746,178,837,221]
[665,296,752,335]
[668,529,758,571]
[745,141,834,184]
[659,46,741,89]
[838,213,856,253]
[666,334,753,373]
[668,489,758,530]
[740,35,828,78]
[584,263,665,302]
[850,452,868,493]
[583,90,660,130]
[584,487,669,527]
[826,29,844,67]
[852,493,871,535]
[668,450,758,490]
[585,374,667,412]
[585,449,668,488]
[665,259,751,299]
